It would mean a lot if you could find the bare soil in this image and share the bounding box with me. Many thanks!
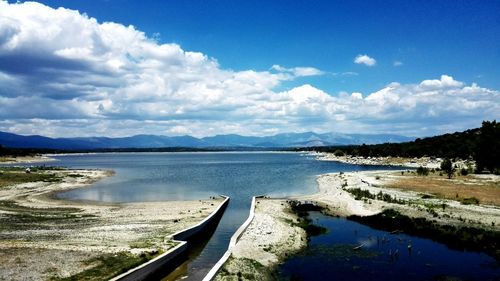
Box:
[0,168,222,280]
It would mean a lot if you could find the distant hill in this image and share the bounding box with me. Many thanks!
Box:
[0,131,413,150]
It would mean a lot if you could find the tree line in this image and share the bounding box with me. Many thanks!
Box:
[296,120,499,174]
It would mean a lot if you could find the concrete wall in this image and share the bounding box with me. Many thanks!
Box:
[110,241,188,281]
[111,195,230,281]
[203,195,263,281]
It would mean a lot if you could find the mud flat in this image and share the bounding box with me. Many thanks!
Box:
[0,167,222,280]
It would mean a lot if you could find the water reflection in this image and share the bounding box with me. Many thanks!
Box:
[49,152,402,280]
[279,212,500,281]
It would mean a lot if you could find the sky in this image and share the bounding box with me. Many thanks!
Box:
[0,0,499,138]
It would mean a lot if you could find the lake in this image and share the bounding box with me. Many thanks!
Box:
[52,152,395,280]
[39,152,498,280]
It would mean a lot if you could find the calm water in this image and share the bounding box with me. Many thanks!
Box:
[51,152,394,280]
[279,212,500,281]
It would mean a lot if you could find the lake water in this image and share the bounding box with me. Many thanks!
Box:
[279,212,500,281]
[52,152,395,280]
[35,152,498,280]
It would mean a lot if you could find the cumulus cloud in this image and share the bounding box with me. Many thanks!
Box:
[354,54,376,66]
[419,75,464,89]
[0,1,498,138]
[393,60,403,66]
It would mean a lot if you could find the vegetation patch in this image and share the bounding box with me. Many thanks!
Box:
[51,251,159,281]
[0,200,94,232]
[461,197,479,205]
[416,166,429,176]
[349,209,500,260]
[217,257,277,281]
[344,188,405,204]
[288,201,327,237]
[0,168,64,188]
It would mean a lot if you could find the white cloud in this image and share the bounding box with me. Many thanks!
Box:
[393,60,403,66]
[341,71,359,76]
[419,75,464,89]
[331,72,358,77]
[0,1,498,138]
[354,54,376,66]
[270,64,324,77]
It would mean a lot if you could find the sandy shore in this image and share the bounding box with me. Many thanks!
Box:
[0,155,56,164]
[215,198,306,281]
[313,152,446,168]
[0,168,222,280]
[299,171,500,229]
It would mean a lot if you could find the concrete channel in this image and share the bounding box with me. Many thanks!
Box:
[111,195,230,281]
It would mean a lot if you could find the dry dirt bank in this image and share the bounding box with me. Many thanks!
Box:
[0,168,222,280]
[214,198,306,281]
[0,155,55,164]
[299,171,500,229]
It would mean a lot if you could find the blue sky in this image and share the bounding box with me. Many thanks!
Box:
[0,0,499,137]
[31,0,500,94]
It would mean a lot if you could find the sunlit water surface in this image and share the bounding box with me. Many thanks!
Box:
[52,152,395,279]
[42,152,495,280]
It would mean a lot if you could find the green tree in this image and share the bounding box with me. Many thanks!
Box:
[359,144,370,158]
[416,166,429,176]
[440,158,455,179]
[475,120,500,173]
[333,149,345,157]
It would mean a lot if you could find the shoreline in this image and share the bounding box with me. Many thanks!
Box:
[300,170,500,228]
[312,151,445,168]
[0,167,223,280]
[0,155,57,164]
[213,159,500,280]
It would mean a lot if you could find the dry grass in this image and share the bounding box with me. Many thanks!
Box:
[0,170,62,188]
[0,156,42,163]
[387,174,500,206]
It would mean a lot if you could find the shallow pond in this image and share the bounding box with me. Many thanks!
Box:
[278,211,500,281]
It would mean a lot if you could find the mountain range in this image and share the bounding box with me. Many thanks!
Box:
[0,131,414,150]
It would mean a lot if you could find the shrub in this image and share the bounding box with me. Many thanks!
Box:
[440,158,455,179]
[461,197,479,205]
[416,166,429,176]
[460,168,468,176]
